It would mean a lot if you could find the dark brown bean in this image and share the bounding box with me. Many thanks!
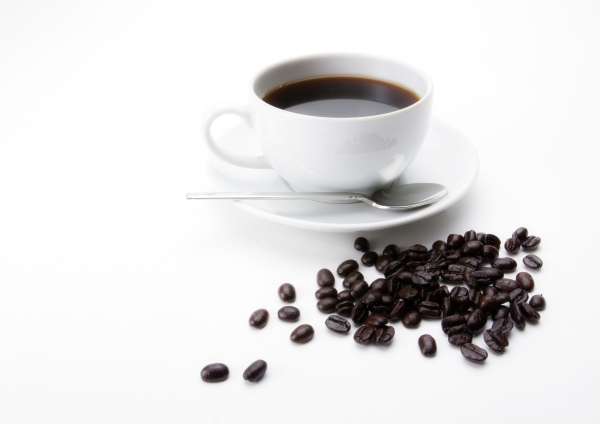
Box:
[370,278,388,293]
[448,332,473,346]
[529,294,546,311]
[315,287,337,299]
[361,251,379,267]
[491,317,514,335]
[363,289,382,306]
[432,240,449,251]
[290,324,314,343]
[249,309,269,329]
[342,271,364,289]
[466,308,487,333]
[516,272,535,292]
[316,297,339,313]
[402,310,421,328]
[337,259,359,277]
[447,234,465,249]
[523,254,543,269]
[520,302,541,321]
[522,236,541,250]
[510,301,526,329]
[243,360,267,382]
[512,227,528,242]
[354,237,369,252]
[278,283,296,303]
[382,244,401,259]
[201,363,229,383]
[504,237,521,254]
[418,301,442,318]
[350,280,370,299]
[483,245,499,260]
[316,268,335,287]
[388,300,408,321]
[418,334,437,356]
[491,257,518,272]
[461,343,488,363]
[494,278,520,293]
[492,305,510,320]
[337,289,353,302]
[375,255,392,272]
[484,234,501,250]
[335,300,354,317]
[277,306,300,322]
[354,325,375,345]
[483,329,509,353]
[351,301,368,325]
[374,325,395,345]
[325,315,351,333]
[460,240,484,256]
[364,314,389,328]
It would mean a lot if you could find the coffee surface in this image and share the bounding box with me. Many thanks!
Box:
[262,75,420,118]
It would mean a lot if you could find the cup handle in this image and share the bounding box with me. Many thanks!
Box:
[202,102,272,169]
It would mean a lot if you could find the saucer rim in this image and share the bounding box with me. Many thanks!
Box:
[204,116,479,232]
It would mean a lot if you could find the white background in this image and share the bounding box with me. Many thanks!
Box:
[1,1,599,423]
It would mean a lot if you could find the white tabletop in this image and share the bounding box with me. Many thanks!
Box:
[1,1,599,423]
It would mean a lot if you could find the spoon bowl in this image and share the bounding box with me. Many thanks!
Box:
[186,183,447,210]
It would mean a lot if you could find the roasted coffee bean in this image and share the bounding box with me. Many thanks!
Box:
[464,230,477,242]
[519,302,541,321]
[388,299,408,321]
[351,301,368,325]
[380,295,395,308]
[337,289,353,302]
[277,306,300,322]
[466,309,487,333]
[325,315,351,333]
[412,271,434,286]
[396,271,415,285]
[249,309,269,329]
[278,283,296,303]
[201,363,229,383]
[491,317,514,335]
[432,240,449,251]
[460,240,484,256]
[529,294,546,311]
[522,236,541,250]
[509,288,528,303]
[381,244,400,259]
[350,280,370,299]
[504,237,521,254]
[443,250,461,260]
[484,234,501,250]
[384,260,405,277]
[513,227,529,241]
[354,325,375,345]
[370,278,388,293]
[428,249,444,263]
[476,232,487,243]
[384,277,399,296]
[335,300,354,317]
[493,305,510,320]
[417,301,442,318]
[471,267,504,282]
[491,257,518,272]
[374,325,395,345]
[449,332,473,346]
[484,329,509,353]
[337,259,359,277]
[364,314,388,328]
[461,343,488,363]
[510,301,526,329]
[402,310,421,328]
[494,278,520,293]
[523,254,543,269]
[408,244,428,253]
[316,297,339,313]
[441,314,467,334]
[375,255,392,272]
[483,245,499,260]
[316,268,335,287]
[397,286,419,301]
[483,286,498,297]
[290,324,314,343]
[418,334,437,356]
[361,251,379,267]
[243,360,267,382]
[447,234,465,249]
[467,289,481,308]
[493,293,510,306]
[433,285,450,301]
[450,286,469,297]
[450,293,469,312]
[369,305,389,315]
[409,252,429,262]
[315,287,338,300]
[447,323,473,337]
[516,272,535,292]
[354,237,369,252]
[477,295,498,313]
[343,271,364,289]
[364,289,383,306]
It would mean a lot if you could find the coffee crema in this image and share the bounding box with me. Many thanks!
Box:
[262,75,420,118]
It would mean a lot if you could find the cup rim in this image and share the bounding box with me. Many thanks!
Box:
[251,52,433,121]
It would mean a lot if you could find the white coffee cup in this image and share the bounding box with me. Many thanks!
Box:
[202,53,433,195]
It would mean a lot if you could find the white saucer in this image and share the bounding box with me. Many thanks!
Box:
[205,116,478,232]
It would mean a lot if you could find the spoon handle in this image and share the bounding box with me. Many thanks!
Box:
[186,192,365,202]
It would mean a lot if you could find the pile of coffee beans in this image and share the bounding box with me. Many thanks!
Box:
[313,228,544,363]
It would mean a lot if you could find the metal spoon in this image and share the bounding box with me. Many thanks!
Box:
[186,183,447,210]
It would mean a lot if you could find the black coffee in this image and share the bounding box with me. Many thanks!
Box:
[262,75,420,118]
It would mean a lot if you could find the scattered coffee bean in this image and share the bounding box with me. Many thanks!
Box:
[243,360,267,382]
[351,301,368,325]
[361,251,379,266]
[402,310,421,328]
[484,234,501,250]
[382,244,401,259]
[201,363,229,383]
[370,278,388,293]
[325,315,351,334]
[350,280,369,299]
[466,308,487,333]
[492,305,510,320]
[354,325,376,345]
[418,334,437,356]
[461,343,488,363]
[523,254,543,269]
[447,234,465,249]
[316,297,339,313]
[516,272,535,292]
[432,240,449,251]
[491,257,518,272]
[510,301,526,329]
[504,237,521,253]
[513,227,528,242]
[290,324,314,343]
[278,283,296,303]
[448,332,473,346]
[337,289,353,302]
[315,286,337,300]
[354,237,369,252]
[363,289,382,306]
[375,255,392,272]
[249,309,269,329]
[335,300,354,317]
[374,325,395,345]
[277,306,300,322]
[491,317,514,335]
[483,245,499,260]
[519,302,541,321]
[342,271,364,289]
[483,329,509,353]
[316,268,335,287]
[364,314,389,328]
[521,235,541,250]
[337,259,359,277]
[529,294,546,311]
